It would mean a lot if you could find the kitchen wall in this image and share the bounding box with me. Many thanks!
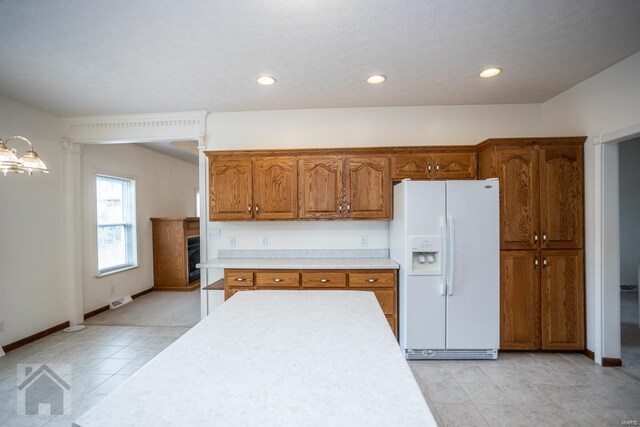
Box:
[619,137,640,288]
[81,143,198,313]
[0,95,67,348]
[542,51,640,358]
[204,103,543,261]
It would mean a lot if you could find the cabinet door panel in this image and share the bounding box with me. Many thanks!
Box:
[497,148,539,250]
[253,157,298,220]
[210,158,253,220]
[298,156,344,219]
[391,154,432,180]
[541,250,584,350]
[432,152,477,180]
[540,146,583,249]
[500,251,541,350]
[344,156,391,219]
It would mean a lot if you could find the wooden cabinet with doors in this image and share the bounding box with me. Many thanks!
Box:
[223,268,399,338]
[391,151,476,180]
[210,156,297,221]
[478,137,586,350]
[299,155,391,220]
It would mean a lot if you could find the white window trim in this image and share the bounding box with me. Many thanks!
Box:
[92,169,139,277]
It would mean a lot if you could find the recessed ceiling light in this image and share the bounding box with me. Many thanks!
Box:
[257,76,277,86]
[366,74,387,84]
[479,68,502,78]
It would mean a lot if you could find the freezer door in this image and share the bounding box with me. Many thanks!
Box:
[445,180,500,350]
[400,181,447,350]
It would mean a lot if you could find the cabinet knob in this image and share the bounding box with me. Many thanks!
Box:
[367,278,378,283]
[320,279,330,283]
[427,164,432,172]
[534,233,539,242]
[346,204,351,212]
[247,206,251,213]
[273,278,283,282]
[235,277,245,282]
[436,164,440,172]
[534,258,539,268]
[542,234,547,242]
[339,205,343,212]
[543,259,548,268]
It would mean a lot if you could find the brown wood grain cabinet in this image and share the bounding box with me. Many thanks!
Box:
[478,137,586,350]
[151,217,200,291]
[541,250,585,350]
[210,156,297,221]
[391,151,476,180]
[298,156,344,219]
[500,251,541,349]
[344,156,391,219]
[224,268,398,338]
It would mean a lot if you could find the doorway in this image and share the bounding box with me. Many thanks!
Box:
[618,138,640,379]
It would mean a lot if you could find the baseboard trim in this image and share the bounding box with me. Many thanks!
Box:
[2,288,155,354]
[602,357,622,367]
[2,321,70,353]
[584,349,595,360]
[85,287,154,319]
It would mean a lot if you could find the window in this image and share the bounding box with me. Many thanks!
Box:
[96,174,137,275]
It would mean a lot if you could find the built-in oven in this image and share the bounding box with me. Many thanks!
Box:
[187,236,200,283]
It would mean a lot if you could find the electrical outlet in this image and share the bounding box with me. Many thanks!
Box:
[228,237,236,248]
[208,229,221,239]
[261,236,269,248]
[0,320,4,333]
[361,235,368,247]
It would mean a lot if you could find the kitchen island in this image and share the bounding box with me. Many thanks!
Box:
[74,291,436,426]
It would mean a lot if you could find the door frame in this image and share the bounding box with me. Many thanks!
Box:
[593,122,640,364]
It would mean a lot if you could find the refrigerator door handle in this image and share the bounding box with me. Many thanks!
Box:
[447,215,455,296]
[441,217,447,296]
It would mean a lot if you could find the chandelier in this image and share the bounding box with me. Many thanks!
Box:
[0,136,49,176]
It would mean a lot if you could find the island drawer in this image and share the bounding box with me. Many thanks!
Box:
[256,271,300,287]
[301,271,347,288]
[225,270,254,287]
[348,271,395,288]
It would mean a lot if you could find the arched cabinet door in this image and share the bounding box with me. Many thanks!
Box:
[496,147,540,250]
[252,157,298,220]
[344,156,391,219]
[210,158,253,220]
[298,156,344,219]
[539,146,584,249]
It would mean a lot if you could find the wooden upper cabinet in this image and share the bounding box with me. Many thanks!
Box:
[539,146,584,249]
[252,157,298,220]
[432,152,476,180]
[344,156,391,219]
[541,250,585,350]
[496,147,540,250]
[500,251,541,350]
[391,154,432,180]
[298,156,344,219]
[210,158,253,220]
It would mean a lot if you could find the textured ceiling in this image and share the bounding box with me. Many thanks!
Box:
[0,0,639,116]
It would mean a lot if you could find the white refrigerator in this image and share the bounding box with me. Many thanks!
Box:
[390,180,500,360]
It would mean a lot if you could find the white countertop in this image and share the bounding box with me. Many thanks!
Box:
[74,291,435,427]
[197,257,399,270]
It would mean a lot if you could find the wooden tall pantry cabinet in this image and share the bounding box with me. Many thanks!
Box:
[478,138,586,350]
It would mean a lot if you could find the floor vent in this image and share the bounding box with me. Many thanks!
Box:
[109,295,133,310]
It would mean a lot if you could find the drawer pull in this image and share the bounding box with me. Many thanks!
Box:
[273,278,283,282]
[320,279,330,283]
[367,278,378,283]
[235,277,246,282]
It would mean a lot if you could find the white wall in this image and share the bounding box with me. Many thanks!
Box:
[204,104,542,262]
[619,138,640,287]
[81,143,198,312]
[0,95,67,347]
[542,51,640,359]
